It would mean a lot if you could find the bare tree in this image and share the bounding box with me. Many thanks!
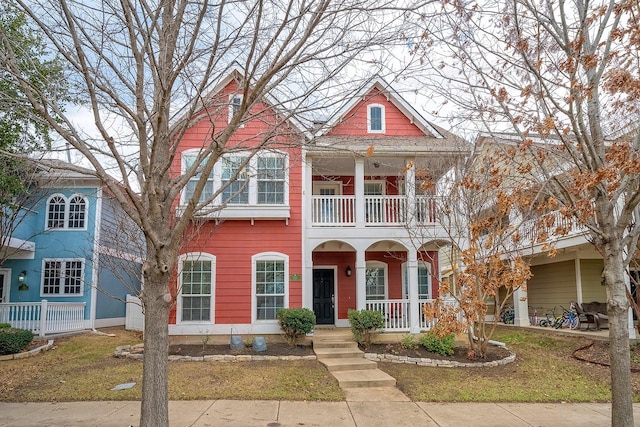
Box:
[0,1,423,425]
[410,0,640,424]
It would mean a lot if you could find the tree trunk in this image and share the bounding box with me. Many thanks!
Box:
[139,265,172,427]
[604,249,634,427]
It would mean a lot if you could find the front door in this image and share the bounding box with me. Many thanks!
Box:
[0,271,7,303]
[313,269,334,325]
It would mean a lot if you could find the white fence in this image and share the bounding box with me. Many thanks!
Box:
[0,300,86,337]
[365,297,460,332]
[125,294,144,331]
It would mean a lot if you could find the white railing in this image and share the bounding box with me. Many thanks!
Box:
[0,300,86,337]
[519,210,582,245]
[311,195,355,225]
[366,299,411,331]
[311,194,445,227]
[365,196,406,225]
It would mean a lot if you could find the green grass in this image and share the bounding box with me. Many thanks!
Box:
[1,326,637,403]
[380,328,631,403]
[0,328,343,402]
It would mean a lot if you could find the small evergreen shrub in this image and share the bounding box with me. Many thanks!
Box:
[399,334,419,350]
[419,331,456,356]
[277,308,315,346]
[347,309,384,348]
[0,327,34,355]
[0,323,11,329]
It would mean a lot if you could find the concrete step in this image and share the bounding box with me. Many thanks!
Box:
[332,369,397,388]
[319,357,378,372]
[314,347,364,359]
[313,340,359,350]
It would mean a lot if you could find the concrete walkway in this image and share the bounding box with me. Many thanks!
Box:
[1,400,638,426]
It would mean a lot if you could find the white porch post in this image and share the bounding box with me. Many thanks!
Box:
[405,156,416,226]
[407,251,420,333]
[355,159,365,228]
[302,156,313,311]
[356,248,366,310]
[512,286,529,326]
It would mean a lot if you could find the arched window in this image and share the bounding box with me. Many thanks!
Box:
[68,196,87,228]
[47,195,67,229]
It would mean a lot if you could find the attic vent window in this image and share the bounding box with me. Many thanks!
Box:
[228,95,244,127]
[367,104,385,133]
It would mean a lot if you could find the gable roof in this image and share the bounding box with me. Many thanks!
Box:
[316,76,444,139]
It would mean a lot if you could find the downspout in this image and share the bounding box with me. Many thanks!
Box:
[90,186,103,331]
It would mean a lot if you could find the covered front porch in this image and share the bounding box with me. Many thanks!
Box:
[307,238,452,333]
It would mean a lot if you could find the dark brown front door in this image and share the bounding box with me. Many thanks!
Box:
[313,269,334,324]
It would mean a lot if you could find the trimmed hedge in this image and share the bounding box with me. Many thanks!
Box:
[347,309,384,348]
[419,331,456,356]
[277,308,315,346]
[0,327,34,355]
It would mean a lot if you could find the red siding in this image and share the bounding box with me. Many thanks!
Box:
[327,88,425,137]
[170,78,304,325]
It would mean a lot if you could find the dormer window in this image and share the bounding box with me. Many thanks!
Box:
[367,104,385,133]
[229,95,243,127]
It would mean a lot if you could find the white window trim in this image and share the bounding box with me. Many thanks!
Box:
[365,260,388,300]
[40,258,85,297]
[252,252,289,323]
[176,252,215,324]
[180,150,290,216]
[367,104,385,134]
[228,94,244,128]
[402,261,431,300]
[45,193,89,231]
[181,149,215,206]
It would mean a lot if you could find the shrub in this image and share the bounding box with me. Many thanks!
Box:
[419,331,456,356]
[347,309,384,348]
[277,308,315,346]
[399,334,419,350]
[0,327,34,355]
[0,323,11,329]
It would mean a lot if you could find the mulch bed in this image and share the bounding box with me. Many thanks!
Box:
[169,343,315,357]
[573,340,640,372]
[363,343,512,363]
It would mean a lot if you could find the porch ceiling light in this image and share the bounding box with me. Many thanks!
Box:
[345,265,352,277]
[17,270,28,291]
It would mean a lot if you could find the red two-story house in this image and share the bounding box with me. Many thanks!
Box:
[169,70,469,337]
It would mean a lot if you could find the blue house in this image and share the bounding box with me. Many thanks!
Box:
[0,160,142,335]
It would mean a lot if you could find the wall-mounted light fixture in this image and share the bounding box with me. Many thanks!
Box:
[345,265,352,277]
[17,270,28,291]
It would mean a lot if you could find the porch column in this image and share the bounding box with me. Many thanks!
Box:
[356,248,366,310]
[355,159,365,227]
[405,156,416,226]
[512,286,529,326]
[407,251,420,333]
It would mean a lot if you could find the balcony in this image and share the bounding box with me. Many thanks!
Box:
[311,195,442,227]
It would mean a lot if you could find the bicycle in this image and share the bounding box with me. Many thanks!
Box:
[554,303,579,329]
[538,306,559,327]
[500,305,515,324]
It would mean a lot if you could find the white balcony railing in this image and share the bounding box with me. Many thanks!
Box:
[0,300,86,337]
[518,210,583,245]
[366,299,411,331]
[311,195,443,226]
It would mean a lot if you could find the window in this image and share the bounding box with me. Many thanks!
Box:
[68,196,86,228]
[179,254,214,322]
[253,253,288,321]
[228,95,243,126]
[257,155,285,204]
[403,261,431,299]
[182,153,214,204]
[46,194,88,230]
[42,259,84,296]
[367,104,385,133]
[365,261,387,300]
[180,150,289,210]
[47,195,66,229]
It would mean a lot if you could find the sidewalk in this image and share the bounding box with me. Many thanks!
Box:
[1,400,638,426]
